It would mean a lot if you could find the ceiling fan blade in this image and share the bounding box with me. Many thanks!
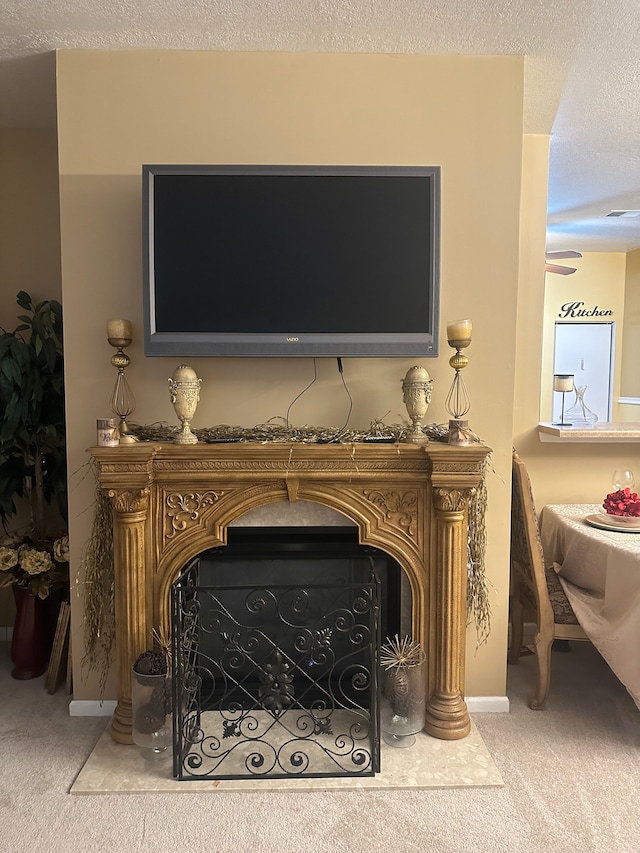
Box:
[545,262,577,275]
[545,250,583,260]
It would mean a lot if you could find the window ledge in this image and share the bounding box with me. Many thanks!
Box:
[538,422,640,443]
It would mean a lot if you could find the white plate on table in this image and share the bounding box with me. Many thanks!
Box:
[585,514,640,533]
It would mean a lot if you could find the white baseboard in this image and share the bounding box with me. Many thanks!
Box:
[68,696,509,716]
[69,700,117,717]
[466,695,510,713]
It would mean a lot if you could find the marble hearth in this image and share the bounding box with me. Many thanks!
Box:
[71,722,503,793]
[90,440,490,747]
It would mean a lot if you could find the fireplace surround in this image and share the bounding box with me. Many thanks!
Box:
[90,439,490,745]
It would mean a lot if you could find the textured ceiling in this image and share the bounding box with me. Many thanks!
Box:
[2,0,640,252]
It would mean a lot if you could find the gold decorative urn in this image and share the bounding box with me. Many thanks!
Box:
[168,365,201,445]
[402,365,432,443]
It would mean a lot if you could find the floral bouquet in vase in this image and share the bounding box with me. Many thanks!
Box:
[0,532,69,599]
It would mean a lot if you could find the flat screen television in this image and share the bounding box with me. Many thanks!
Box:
[143,165,440,358]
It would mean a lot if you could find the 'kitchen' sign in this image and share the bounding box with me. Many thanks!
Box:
[558,301,613,319]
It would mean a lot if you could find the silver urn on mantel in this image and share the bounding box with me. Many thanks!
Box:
[402,365,432,443]
[168,365,201,444]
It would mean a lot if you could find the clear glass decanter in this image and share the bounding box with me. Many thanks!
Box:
[564,385,598,425]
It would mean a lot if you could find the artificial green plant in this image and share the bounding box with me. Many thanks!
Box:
[0,291,67,539]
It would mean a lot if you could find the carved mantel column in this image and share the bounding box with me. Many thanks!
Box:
[426,485,473,739]
[424,445,487,740]
[108,487,151,743]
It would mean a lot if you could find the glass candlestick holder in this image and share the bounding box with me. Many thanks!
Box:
[552,374,574,426]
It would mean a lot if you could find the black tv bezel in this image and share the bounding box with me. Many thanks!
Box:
[142,164,441,358]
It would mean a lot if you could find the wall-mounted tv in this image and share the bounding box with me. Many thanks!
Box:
[143,164,440,358]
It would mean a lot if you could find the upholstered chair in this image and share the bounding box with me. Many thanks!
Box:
[508,450,588,709]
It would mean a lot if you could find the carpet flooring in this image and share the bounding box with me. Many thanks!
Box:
[0,639,638,853]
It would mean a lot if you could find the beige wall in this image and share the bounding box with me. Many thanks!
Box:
[6,49,638,705]
[4,48,638,709]
[0,128,61,629]
[56,50,525,701]
[621,248,640,403]
[514,135,550,442]
[516,249,639,514]
[0,128,61,314]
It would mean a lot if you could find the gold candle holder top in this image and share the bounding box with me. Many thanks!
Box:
[446,319,472,344]
[107,319,133,348]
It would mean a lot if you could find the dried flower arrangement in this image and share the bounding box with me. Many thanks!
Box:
[380,635,425,671]
[130,418,453,445]
[80,476,115,696]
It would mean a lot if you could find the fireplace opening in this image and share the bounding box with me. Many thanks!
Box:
[198,527,402,705]
[171,527,405,780]
[200,526,403,636]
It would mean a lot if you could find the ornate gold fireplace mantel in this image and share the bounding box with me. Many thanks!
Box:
[89,440,490,745]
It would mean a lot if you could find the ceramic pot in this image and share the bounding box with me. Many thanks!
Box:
[11,586,49,680]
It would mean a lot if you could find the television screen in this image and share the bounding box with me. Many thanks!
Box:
[143,165,440,357]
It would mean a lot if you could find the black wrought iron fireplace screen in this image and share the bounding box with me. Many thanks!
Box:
[171,527,402,781]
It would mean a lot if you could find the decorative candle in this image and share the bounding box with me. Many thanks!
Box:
[96,418,119,447]
[553,374,574,392]
[107,319,133,342]
[447,319,472,343]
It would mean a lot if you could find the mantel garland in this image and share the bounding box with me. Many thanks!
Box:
[81,473,115,697]
[81,421,490,693]
[131,418,451,445]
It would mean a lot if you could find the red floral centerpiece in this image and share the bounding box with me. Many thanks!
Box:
[602,488,640,527]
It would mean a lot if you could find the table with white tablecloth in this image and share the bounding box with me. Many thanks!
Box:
[539,503,640,710]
